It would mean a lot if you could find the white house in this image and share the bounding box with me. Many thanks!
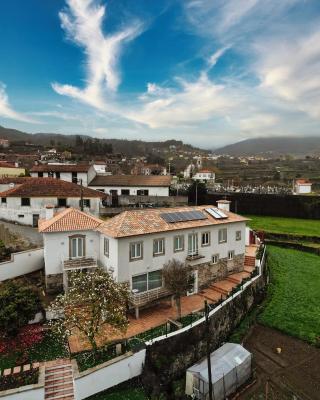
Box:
[30,163,96,187]
[88,175,171,196]
[91,161,107,173]
[193,169,216,183]
[0,177,104,226]
[39,201,248,317]
[294,179,312,194]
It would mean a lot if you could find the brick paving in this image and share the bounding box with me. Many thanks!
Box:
[68,245,258,354]
[44,359,75,400]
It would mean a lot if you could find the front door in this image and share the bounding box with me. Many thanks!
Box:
[70,236,85,258]
[187,270,198,296]
[32,214,40,228]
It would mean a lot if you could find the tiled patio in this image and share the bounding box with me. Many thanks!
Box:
[68,245,257,354]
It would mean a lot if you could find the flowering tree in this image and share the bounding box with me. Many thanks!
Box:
[162,259,194,320]
[49,268,129,354]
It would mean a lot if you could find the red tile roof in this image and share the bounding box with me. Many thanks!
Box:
[296,179,312,185]
[31,164,91,173]
[89,175,171,187]
[0,162,19,168]
[38,208,103,233]
[0,178,105,198]
[0,177,31,184]
[97,205,248,238]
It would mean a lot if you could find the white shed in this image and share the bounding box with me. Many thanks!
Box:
[185,343,252,400]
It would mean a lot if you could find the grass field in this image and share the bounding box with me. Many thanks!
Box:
[246,215,320,237]
[89,387,147,400]
[259,246,320,344]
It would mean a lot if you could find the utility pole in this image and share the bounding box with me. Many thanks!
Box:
[195,181,198,206]
[80,178,84,211]
[204,300,213,400]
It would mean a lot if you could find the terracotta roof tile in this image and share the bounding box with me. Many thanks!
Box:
[89,175,171,187]
[31,164,91,173]
[97,205,249,238]
[0,177,31,184]
[38,208,103,233]
[0,178,105,198]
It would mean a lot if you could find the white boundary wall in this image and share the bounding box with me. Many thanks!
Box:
[73,349,146,400]
[0,248,44,281]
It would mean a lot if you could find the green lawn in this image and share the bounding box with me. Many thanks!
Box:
[246,215,320,237]
[259,246,320,344]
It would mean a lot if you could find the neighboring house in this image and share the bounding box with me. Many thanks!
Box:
[0,162,25,177]
[0,177,104,226]
[140,164,167,176]
[39,201,248,317]
[30,163,96,187]
[193,169,216,183]
[88,175,172,196]
[0,139,9,148]
[91,161,107,173]
[0,177,31,192]
[295,179,312,194]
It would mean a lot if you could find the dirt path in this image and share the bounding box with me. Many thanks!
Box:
[238,324,320,400]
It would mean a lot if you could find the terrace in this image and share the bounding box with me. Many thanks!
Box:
[68,245,258,353]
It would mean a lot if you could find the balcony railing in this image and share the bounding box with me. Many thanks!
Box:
[129,286,171,307]
[62,255,98,271]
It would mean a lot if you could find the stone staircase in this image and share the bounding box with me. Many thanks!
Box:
[44,359,75,400]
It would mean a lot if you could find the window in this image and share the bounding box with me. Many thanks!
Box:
[153,238,165,256]
[21,198,30,206]
[72,172,78,184]
[38,172,43,177]
[48,171,54,177]
[236,230,241,241]
[218,228,227,243]
[137,189,149,196]
[69,235,85,258]
[1,197,6,204]
[201,232,210,247]
[56,172,60,179]
[174,235,184,252]
[57,198,67,207]
[228,250,234,260]
[121,189,130,195]
[104,238,109,257]
[130,242,143,261]
[212,254,219,264]
[188,233,198,256]
[132,270,162,293]
[80,199,91,208]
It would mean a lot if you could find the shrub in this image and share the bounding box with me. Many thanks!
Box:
[0,281,41,337]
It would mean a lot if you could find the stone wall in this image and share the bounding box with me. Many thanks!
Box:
[193,254,244,288]
[142,270,267,398]
[45,273,63,293]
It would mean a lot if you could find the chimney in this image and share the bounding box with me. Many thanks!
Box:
[45,205,54,220]
[217,199,231,212]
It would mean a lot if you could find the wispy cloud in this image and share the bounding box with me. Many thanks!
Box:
[52,0,143,109]
[0,83,36,123]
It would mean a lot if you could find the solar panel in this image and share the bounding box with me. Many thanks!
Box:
[161,210,207,223]
[205,207,228,219]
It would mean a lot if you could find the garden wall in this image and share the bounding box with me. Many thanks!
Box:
[142,252,267,397]
[73,349,146,400]
[206,192,320,219]
[0,366,45,400]
[0,248,44,281]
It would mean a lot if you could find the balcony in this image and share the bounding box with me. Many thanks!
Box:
[186,251,205,262]
[62,256,98,271]
[129,286,171,307]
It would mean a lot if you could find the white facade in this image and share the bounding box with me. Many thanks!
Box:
[30,166,96,187]
[193,171,215,182]
[0,197,101,226]
[295,182,312,194]
[92,163,107,173]
[43,219,246,295]
[89,185,169,196]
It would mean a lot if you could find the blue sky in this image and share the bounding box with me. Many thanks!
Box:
[1,0,320,147]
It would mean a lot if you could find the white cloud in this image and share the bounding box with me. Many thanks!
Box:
[0,83,36,123]
[52,0,143,109]
[256,29,320,119]
[240,113,279,132]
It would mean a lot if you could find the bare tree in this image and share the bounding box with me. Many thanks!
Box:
[49,268,128,355]
[162,259,194,320]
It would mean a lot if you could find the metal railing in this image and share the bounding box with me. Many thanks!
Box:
[129,286,171,306]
